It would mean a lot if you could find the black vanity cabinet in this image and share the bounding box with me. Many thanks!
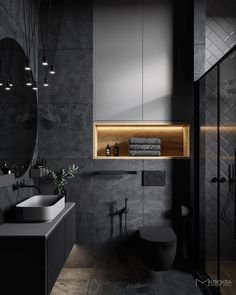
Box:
[0,203,75,295]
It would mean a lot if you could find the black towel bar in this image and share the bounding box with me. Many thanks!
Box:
[94,171,137,175]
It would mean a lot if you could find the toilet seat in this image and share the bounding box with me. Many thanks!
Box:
[139,226,177,245]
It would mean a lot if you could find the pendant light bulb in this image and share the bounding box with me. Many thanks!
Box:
[8,78,13,87]
[42,56,48,66]
[25,59,31,71]
[5,82,10,91]
[26,75,32,86]
[0,77,3,86]
[43,77,48,87]
[32,81,38,90]
[49,65,55,74]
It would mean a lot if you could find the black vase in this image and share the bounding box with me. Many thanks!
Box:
[54,186,67,199]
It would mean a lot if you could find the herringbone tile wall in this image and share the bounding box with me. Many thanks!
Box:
[206,0,236,71]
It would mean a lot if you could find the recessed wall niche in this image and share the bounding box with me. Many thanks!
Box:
[93,122,190,159]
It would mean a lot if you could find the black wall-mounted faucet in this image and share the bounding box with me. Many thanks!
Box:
[12,182,41,194]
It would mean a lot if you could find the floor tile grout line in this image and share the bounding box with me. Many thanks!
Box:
[86,267,93,295]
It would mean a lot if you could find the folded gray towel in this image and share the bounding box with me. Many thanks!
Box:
[129,137,161,145]
[129,144,161,151]
[129,150,161,156]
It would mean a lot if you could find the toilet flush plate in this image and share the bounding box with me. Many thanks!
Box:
[142,170,166,186]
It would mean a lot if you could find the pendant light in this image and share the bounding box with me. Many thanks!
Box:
[25,59,31,71]
[23,0,31,73]
[26,73,32,86]
[49,64,55,74]
[5,82,10,91]
[43,77,48,87]
[42,55,48,66]
[0,77,3,86]
[32,81,38,90]
[4,39,14,91]
[8,78,13,87]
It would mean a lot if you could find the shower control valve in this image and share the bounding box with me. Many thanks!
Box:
[211,177,227,183]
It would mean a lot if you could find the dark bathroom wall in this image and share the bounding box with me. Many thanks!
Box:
[38,0,193,261]
[0,0,38,214]
[194,0,206,80]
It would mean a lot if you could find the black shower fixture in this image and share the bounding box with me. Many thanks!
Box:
[49,64,55,74]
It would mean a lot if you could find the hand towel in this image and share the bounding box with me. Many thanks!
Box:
[128,144,161,151]
[129,137,161,145]
[129,150,161,156]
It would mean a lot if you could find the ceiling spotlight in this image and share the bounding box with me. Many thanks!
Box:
[43,77,48,87]
[42,56,48,66]
[32,81,38,90]
[8,78,13,87]
[0,77,3,86]
[5,82,10,91]
[25,59,31,71]
[49,65,55,74]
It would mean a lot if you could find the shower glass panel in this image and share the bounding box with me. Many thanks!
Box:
[198,47,236,295]
[199,67,219,282]
[219,50,236,295]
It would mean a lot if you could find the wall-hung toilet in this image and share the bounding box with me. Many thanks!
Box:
[138,226,177,271]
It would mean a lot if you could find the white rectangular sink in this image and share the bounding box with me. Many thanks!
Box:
[16,195,65,222]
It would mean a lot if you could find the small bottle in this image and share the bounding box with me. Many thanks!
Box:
[2,161,9,175]
[113,142,119,156]
[105,144,111,156]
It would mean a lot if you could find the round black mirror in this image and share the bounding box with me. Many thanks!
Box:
[0,38,37,177]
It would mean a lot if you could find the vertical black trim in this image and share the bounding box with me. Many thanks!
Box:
[234,149,236,239]
[216,64,221,292]
[141,1,143,121]
[194,80,201,269]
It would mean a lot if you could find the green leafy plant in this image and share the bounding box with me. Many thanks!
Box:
[46,164,79,195]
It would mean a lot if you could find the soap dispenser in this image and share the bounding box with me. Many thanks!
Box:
[2,161,9,175]
[105,144,111,156]
[113,142,119,156]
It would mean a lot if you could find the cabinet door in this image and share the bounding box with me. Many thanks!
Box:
[143,0,173,120]
[65,205,76,259]
[47,221,65,295]
[94,2,142,120]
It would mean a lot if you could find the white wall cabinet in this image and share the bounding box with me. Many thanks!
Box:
[143,0,173,120]
[94,0,173,121]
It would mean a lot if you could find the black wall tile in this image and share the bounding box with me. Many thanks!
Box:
[38,104,92,158]
[39,50,92,104]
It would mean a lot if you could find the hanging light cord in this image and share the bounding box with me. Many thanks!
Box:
[29,0,42,59]
[50,0,65,73]
[23,0,29,59]
[0,41,3,75]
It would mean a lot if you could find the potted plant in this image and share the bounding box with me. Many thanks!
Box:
[45,164,78,198]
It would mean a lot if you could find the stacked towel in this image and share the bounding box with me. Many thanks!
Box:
[128,137,161,156]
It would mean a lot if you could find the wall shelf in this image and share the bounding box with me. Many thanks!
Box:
[93,122,190,159]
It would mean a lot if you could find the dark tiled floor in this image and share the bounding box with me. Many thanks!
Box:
[51,246,203,295]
